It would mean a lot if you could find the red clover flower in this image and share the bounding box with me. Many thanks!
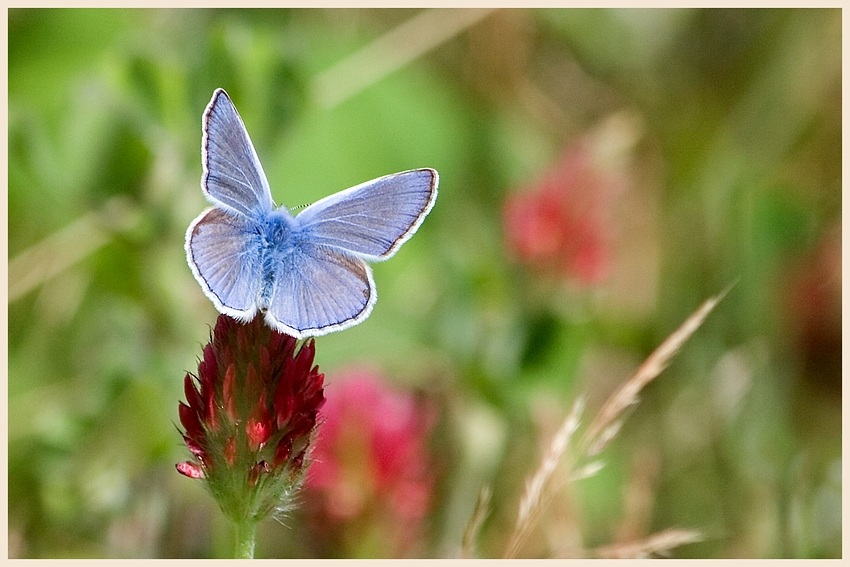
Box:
[176,313,325,555]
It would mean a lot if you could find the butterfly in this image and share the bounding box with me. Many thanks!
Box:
[185,88,438,339]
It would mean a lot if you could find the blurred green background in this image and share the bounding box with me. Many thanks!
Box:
[7,8,841,558]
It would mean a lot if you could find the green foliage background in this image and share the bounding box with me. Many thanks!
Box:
[8,8,841,558]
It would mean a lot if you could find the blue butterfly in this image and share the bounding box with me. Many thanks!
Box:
[185,88,438,339]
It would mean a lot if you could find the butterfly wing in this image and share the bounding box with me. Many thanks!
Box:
[263,242,375,339]
[294,168,438,260]
[185,206,263,320]
[201,88,274,218]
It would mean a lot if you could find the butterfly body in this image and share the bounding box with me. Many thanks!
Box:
[257,208,298,268]
[186,89,438,338]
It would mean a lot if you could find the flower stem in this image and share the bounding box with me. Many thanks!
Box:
[233,520,257,559]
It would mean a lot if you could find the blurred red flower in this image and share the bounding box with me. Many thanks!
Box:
[304,368,435,557]
[503,117,636,285]
[782,223,841,392]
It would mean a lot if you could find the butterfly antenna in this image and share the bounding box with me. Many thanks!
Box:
[289,203,312,212]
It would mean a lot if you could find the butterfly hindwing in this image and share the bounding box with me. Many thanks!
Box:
[263,242,375,338]
[186,207,263,319]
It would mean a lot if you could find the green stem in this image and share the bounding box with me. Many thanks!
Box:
[233,520,257,559]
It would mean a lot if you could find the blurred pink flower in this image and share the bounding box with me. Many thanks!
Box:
[503,118,636,285]
[304,368,435,557]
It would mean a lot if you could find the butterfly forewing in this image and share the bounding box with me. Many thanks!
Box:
[263,243,375,338]
[295,169,438,260]
[202,89,274,218]
[186,207,263,317]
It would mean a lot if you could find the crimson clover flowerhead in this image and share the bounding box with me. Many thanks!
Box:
[176,313,325,525]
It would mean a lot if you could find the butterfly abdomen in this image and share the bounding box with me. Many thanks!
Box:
[255,210,299,307]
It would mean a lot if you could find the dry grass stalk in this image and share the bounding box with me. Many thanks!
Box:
[504,395,585,558]
[460,485,492,558]
[501,287,729,559]
[580,286,732,457]
[569,459,604,481]
[312,8,498,109]
[594,527,703,558]
[8,196,137,302]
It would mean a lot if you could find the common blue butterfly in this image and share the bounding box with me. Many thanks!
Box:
[185,88,438,338]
